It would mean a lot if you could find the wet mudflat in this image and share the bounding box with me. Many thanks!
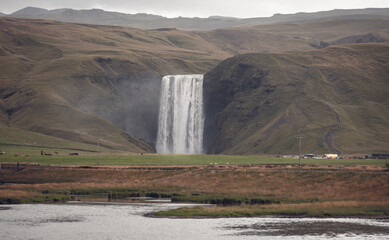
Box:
[0,203,388,239]
[226,218,389,238]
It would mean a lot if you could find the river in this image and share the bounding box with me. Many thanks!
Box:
[0,203,388,239]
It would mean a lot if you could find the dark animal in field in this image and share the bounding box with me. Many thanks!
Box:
[14,154,18,157]
[0,151,5,155]
[41,150,52,156]
[69,152,79,156]
[55,151,59,155]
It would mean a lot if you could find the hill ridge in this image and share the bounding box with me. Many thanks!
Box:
[4,7,389,30]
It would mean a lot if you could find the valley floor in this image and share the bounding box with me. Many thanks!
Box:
[0,161,388,218]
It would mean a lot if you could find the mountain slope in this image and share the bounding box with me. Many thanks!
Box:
[1,17,389,154]
[10,7,52,16]
[204,44,389,155]
[6,7,389,30]
[0,17,257,153]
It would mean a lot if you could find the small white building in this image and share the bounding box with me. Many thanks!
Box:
[324,154,338,159]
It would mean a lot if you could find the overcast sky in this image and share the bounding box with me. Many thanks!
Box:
[1,0,389,18]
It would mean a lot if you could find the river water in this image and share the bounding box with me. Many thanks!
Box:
[0,203,388,239]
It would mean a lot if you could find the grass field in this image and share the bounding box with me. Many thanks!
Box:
[155,201,389,218]
[0,154,387,166]
[1,159,388,217]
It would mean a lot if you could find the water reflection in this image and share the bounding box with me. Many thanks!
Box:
[0,203,388,239]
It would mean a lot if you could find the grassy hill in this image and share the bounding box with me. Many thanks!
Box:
[0,18,260,154]
[1,17,389,154]
[204,44,389,155]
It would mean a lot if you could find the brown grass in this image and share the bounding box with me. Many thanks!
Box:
[0,189,34,199]
[160,200,389,217]
[1,166,388,203]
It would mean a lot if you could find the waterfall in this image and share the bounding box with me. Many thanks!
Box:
[156,74,204,154]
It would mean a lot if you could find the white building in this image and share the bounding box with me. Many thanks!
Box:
[324,154,338,159]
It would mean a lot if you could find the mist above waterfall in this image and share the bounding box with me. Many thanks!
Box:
[76,72,161,146]
[156,75,204,154]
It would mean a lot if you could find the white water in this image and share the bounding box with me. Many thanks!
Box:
[156,75,204,154]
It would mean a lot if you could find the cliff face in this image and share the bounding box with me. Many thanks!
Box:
[0,18,214,153]
[1,17,389,154]
[204,44,389,154]
[0,17,320,153]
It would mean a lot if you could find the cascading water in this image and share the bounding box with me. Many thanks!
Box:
[156,74,204,154]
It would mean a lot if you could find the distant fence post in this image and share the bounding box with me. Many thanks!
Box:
[297,136,303,167]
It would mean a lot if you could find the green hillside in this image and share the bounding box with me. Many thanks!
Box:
[1,17,389,154]
[204,44,389,155]
[0,18,250,154]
